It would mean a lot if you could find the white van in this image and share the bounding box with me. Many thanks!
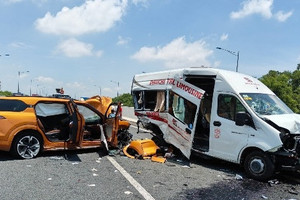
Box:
[131,67,300,180]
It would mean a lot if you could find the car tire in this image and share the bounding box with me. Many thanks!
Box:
[244,150,275,181]
[11,131,43,159]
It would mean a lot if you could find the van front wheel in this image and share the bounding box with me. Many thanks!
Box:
[244,151,275,181]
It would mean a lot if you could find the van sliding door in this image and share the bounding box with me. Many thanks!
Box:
[167,79,205,158]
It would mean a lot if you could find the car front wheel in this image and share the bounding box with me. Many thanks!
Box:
[11,132,43,159]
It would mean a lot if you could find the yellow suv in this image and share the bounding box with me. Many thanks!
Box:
[0,96,131,159]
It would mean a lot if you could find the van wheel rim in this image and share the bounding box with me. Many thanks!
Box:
[249,158,264,174]
[17,136,40,159]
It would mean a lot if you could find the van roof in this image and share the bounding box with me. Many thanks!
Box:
[132,67,274,94]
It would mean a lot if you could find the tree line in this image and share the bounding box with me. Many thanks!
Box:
[259,65,300,113]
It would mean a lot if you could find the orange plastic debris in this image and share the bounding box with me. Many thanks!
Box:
[151,155,166,163]
[123,139,159,159]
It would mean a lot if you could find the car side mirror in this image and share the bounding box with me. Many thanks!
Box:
[235,112,252,126]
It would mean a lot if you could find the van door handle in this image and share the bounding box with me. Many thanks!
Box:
[213,121,222,127]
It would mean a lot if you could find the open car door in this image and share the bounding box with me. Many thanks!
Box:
[166,78,205,158]
[103,102,120,148]
[68,100,85,145]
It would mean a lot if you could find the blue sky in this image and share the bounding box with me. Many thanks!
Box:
[0,0,298,98]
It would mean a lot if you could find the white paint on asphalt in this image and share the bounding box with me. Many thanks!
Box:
[107,156,155,200]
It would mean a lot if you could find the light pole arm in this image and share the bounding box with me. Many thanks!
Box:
[216,47,240,72]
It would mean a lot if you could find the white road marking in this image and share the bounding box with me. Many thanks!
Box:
[107,156,155,200]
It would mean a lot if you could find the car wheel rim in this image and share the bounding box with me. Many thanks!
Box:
[249,158,265,174]
[17,136,40,159]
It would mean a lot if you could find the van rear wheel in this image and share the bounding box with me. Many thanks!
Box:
[244,151,275,181]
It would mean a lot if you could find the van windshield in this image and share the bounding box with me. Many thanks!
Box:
[240,93,293,115]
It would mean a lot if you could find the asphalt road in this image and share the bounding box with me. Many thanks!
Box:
[1,110,300,200]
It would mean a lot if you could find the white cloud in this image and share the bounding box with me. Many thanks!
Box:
[274,10,293,22]
[3,0,23,4]
[35,76,55,83]
[9,42,32,49]
[132,0,149,6]
[132,36,213,68]
[95,50,103,57]
[230,0,273,19]
[35,0,128,36]
[117,36,130,45]
[56,38,101,58]
[103,87,114,93]
[66,82,86,90]
[230,0,293,22]
[220,33,228,41]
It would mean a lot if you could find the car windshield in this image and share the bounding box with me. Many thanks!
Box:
[240,93,293,115]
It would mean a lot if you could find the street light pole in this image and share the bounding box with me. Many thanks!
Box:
[110,80,119,97]
[18,71,29,94]
[216,47,240,72]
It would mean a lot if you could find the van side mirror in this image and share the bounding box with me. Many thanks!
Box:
[235,112,253,127]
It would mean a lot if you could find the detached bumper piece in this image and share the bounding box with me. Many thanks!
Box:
[123,139,166,163]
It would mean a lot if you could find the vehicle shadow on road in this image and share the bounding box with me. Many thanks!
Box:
[42,148,103,162]
[167,154,300,200]
[0,151,15,161]
[190,152,244,175]
[190,152,300,184]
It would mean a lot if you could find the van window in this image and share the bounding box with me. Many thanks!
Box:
[133,91,166,112]
[241,93,293,115]
[218,94,246,121]
[169,91,197,129]
[133,91,143,110]
[144,91,157,110]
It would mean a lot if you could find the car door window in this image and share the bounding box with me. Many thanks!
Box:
[77,105,101,124]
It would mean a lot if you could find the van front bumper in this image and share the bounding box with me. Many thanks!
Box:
[273,150,300,171]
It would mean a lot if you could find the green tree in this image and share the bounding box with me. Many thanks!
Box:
[259,67,300,113]
[112,93,133,107]
[0,90,12,96]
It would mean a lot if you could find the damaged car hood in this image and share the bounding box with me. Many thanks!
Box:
[85,96,112,115]
[263,114,300,134]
